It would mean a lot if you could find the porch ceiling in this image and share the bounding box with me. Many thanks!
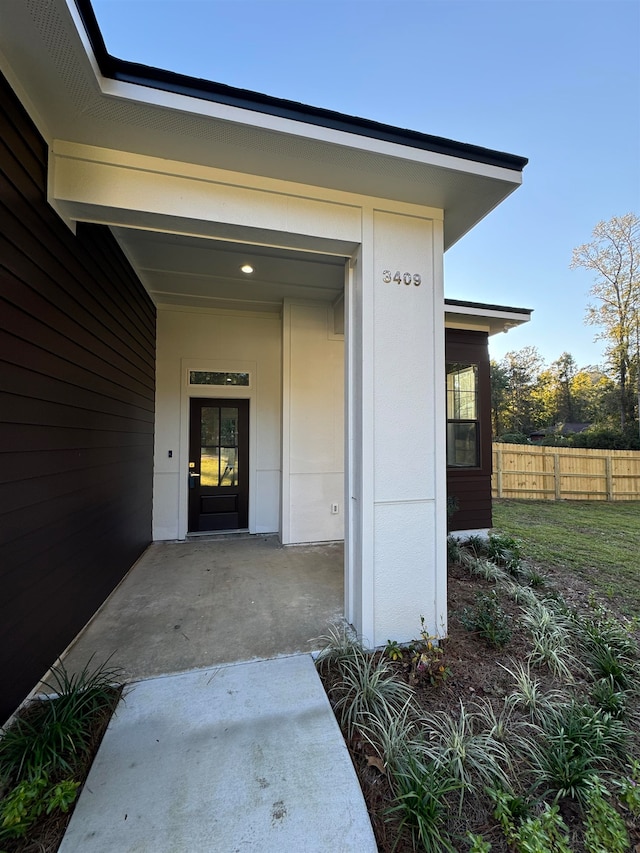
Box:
[112,228,347,313]
[0,0,525,253]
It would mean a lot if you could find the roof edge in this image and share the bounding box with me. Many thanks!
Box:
[75,0,528,173]
[445,298,532,316]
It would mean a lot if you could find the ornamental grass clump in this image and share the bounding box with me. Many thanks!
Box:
[531,701,630,804]
[577,619,640,693]
[418,701,511,807]
[0,657,122,782]
[501,660,566,725]
[520,597,576,680]
[385,756,461,853]
[316,629,415,739]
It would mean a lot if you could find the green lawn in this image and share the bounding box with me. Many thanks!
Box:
[492,499,640,618]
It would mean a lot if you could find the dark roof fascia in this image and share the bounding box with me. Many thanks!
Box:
[445,298,532,316]
[75,0,528,174]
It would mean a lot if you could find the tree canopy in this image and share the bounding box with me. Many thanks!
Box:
[490,346,635,447]
[571,212,640,428]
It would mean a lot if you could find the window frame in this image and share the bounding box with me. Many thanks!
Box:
[446,361,480,469]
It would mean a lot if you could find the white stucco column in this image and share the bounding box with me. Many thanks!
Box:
[346,208,447,647]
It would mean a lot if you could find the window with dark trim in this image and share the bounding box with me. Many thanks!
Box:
[446,362,479,467]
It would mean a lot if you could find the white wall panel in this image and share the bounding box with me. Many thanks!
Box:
[373,501,441,645]
[373,211,435,502]
[153,308,281,539]
[152,472,180,541]
[283,301,344,543]
[290,473,344,542]
[348,208,447,644]
[255,469,281,534]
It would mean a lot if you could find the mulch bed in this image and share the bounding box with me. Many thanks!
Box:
[1,687,122,853]
[318,559,640,853]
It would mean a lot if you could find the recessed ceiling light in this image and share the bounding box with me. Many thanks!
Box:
[241,264,254,274]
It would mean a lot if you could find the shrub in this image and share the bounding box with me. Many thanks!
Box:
[0,775,79,841]
[460,592,512,648]
[496,433,531,445]
[569,426,640,451]
[584,776,630,853]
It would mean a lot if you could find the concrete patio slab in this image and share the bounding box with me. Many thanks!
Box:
[59,655,377,853]
[56,537,343,684]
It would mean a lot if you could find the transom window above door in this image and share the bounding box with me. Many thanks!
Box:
[189,370,250,387]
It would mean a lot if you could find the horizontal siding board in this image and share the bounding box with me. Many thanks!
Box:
[0,297,154,399]
[1,233,155,378]
[0,80,46,165]
[0,453,152,527]
[1,507,151,682]
[81,224,156,345]
[1,471,152,569]
[3,486,152,601]
[0,174,155,349]
[0,110,46,191]
[0,392,153,433]
[0,135,46,205]
[0,329,154,409]
[0,70,156,720]
[0,422,153,452]
[0,192,155,352]
[1,444,154,485]
[0,362,155,421]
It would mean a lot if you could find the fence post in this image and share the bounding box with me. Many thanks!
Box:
[496,444,503,498]
[554,453,561,500]
[605,457,613,501]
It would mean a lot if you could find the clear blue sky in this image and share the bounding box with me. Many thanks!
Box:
[93,0,640,371]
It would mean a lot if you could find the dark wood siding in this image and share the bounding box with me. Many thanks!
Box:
[0,71,156,721]
[446,329,492,532]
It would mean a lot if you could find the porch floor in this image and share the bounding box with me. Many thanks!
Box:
[58,534,344,682]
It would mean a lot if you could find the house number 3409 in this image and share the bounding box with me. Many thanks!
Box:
[382,270,422,286]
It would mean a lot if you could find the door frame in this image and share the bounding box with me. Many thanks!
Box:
[178,358,257,539]
[188,397,250,532]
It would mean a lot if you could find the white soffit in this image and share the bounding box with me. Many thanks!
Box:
[113,228,347,311]
[0,0,525,250]
[445,301,532,336]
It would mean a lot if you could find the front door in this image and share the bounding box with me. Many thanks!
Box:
[188,398,249,532]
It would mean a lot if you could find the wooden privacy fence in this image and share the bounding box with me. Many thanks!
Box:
[492,443,640,501]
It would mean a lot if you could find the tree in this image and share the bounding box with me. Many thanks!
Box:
[571,213,640,428]
[530,368,558,427]
[490,360,510,436]
[570,367,617,424]
[551,352,578,423]
[496,346,545,435]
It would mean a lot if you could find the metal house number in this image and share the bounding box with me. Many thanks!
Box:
[382,269,422,286]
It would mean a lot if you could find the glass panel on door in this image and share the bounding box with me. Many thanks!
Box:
[199,405,240,487]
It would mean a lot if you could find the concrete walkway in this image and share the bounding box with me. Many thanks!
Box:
[59,656,377,853]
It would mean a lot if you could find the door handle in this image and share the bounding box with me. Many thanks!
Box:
[188,471,200,490]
